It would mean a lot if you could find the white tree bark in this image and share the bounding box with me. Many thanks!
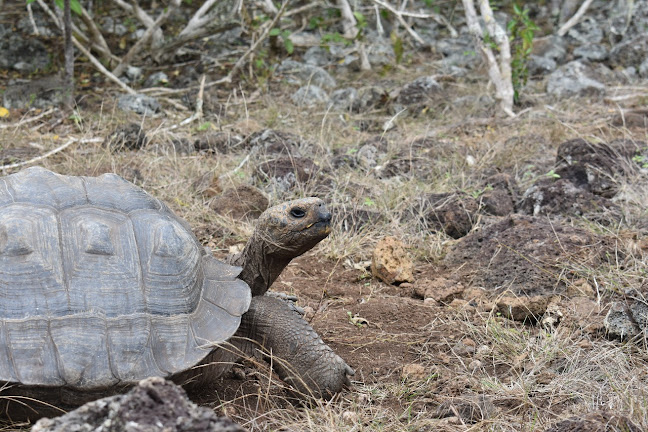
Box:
[336,0,359,39]
[462,0,515,117]
[112,0,164,48]
[557,0,594,36]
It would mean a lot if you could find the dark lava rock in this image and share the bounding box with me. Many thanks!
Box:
[31,377,245,432]
[0,34,50,73]
[481,173,518,216]
[420,193,480,239]
[542,410,641,432]
[3,77,65,109]
[104,123,148,151]
[604,300,648,341]
[519,178,619,223]
[395,76,443,106]
[609,33,648,68]
[209,185,269,219]
[554,138,641,198]
[442,215,615,315]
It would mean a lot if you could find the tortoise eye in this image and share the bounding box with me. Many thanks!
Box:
[290,208,306,218]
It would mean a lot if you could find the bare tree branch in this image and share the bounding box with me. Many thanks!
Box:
[178,0,222,38]
[74,39,137,95]
[79,7,114,64]
[557,0,594,36]
[0,138,102,172]
[336,0,359,39]
[112,0,164,47]
[112,0,181,77]
[462,0,515,117]
[214,0,290,85]
[371,0,423,44]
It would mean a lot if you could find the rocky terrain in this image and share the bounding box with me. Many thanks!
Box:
[2,0,648,430]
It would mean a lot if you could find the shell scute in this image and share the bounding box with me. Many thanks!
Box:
[4,166,87,209]
[0,204,67,319]
[84,173,164,214]
[131,211,202,316]
[4,317,64,386]
[49,314,117,388]
[106,314,164,381]
[61,207,144,316]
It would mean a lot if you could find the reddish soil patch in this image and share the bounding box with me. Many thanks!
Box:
[208,254,446,414]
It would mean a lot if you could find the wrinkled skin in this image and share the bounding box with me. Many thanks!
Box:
[224,197,354,398]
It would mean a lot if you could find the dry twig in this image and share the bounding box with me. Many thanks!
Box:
[0,137,102,171]
[557,0,594,36]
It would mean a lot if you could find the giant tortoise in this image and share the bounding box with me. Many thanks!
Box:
[0,167,352,418]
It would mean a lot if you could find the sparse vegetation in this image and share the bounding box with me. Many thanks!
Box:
[2,1,648,431]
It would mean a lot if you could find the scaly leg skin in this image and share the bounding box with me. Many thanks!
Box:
[240,295,354,399]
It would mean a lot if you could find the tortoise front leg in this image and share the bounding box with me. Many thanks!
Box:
[239,296,354,399]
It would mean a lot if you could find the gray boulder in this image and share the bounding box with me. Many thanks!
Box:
[609,33,648,68]
[528,55,558,76]
[291,85,329,106]
[573,44,608,62]
[329,87,358,111]
[566,17,604,44]
[276,59,336,88]
[546,61,606,98]
[117,93,162,115]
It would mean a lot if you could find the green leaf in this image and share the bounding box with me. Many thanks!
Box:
[513,3,522,15]
[70,0,82,15]
[284,38,294,54]
[269,28,281,36]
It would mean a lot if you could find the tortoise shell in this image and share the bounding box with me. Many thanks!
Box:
[0,167,251,389]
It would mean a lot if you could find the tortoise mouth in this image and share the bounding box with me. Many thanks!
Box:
[305,220,331,235]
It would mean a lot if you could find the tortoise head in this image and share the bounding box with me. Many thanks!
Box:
[255,197,332,258]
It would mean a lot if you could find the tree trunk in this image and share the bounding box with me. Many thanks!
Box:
[63,0,74,109]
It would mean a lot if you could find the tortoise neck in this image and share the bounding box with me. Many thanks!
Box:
[232,231,292,296]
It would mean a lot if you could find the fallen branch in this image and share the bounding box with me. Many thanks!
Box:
[0,108,55,130]
[73,37,137,94]
[557,0,594,36]
[0,137,102,171]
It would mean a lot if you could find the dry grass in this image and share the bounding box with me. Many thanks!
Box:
[2,64,648,431]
